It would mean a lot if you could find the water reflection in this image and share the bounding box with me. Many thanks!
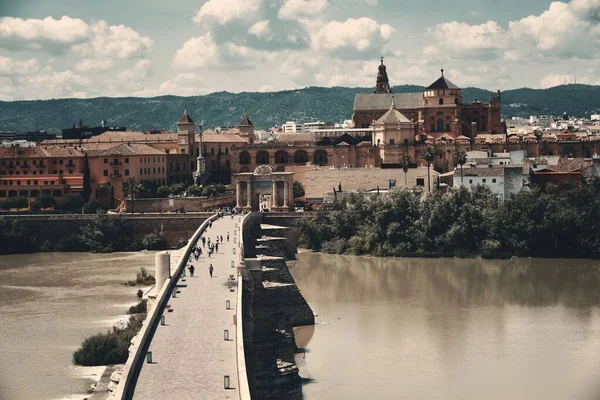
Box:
[291,253,600,400]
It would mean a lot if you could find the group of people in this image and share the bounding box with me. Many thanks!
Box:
[187,214,236,279]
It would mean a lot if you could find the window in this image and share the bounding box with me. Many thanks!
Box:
[27,180,31,185]
[103,170,108,176]
[53,160,57,165]
[404,139,409,146]
[437,118,444,132]
[104,158,108,164]
[469,179,473,184]
[44,181,48,185]
[125,158,129,164]
[416,178,425,186]
[492,179,497,183]
[68,170,73,174]
[482,179,487,183]
[140,168,143,175]
[439,98,444,105]
[389,139,395,145]
[52,170,57,174]
[211,148,214,156]
[153,168,156,174]
[225,148,229,155]
[125,169,130,176]
[59,160,63,164]
[59,170,63,174]
[34,180,38,185]
[33,171,37,175]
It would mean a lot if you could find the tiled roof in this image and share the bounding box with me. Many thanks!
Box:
[85,143,165,156]
[354,93,424,112]
[277,132,316,144]
[375,105,411,124]
[463,166,509,177]
[239,113,253,126]
[178,109,194,124]
[199,133,248,143]
[426,73,460,90]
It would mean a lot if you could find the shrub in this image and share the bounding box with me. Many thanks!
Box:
[83,198,100,214]
[187,185,204,197]
[127,299,147,314]
[142,231,168,250]
[321,238,348,254]
[156,186,171,198]
[56,193,84,212]
[135,267,155,285]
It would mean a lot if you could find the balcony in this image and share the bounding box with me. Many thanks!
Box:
[110,160,122,166]
[110,173,123,179]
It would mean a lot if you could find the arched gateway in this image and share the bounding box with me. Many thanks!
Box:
[234,165,294,212]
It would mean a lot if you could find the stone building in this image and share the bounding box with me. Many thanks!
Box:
[234,165,294,211]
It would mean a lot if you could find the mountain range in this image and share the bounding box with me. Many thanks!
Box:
[1,84,599,133]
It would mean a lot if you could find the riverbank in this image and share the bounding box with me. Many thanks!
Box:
[0,251,156,400]
[297,184,600,259]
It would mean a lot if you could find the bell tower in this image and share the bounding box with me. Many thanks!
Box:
[374,57,392,94]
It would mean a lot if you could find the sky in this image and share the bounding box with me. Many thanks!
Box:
[0,0,599,101]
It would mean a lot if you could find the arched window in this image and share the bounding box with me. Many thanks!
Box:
[446,123,451,132]
[256,150,270,164]
[455,97,459,105]
[437,118,444,132]
[239,151,250,164]
[439,98,444,105]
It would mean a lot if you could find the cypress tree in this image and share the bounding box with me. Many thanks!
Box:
[83,153,91,202]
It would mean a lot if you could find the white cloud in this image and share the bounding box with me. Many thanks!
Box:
[278,0,328,20]
[75,21,153,59]
[249,20,272,40]
[174,33,275,70]
[0,56,40,76]
[539,73,600,88]
[508,0,600,59]
[74,58,114,72]
[424,21,508,61]
[311,17,395,59]
[194,0,262,25]
[279,53,321,84]
[152,73,213,97]
[0,16,89,51]
[118,59,152,81]
[0,69,93,100]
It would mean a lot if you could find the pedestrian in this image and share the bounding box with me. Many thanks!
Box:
[209,264,214,277]
[202,237,205,246]
[220,235,223,242]
[209,221,213,228]
[227,232,230,241]
[215,242,219,253]
[188,265,195,277]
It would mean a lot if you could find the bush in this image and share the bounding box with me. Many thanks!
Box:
[127,299,147,314]
[321,238,348,254]
[83,198,100,214]
[135,267,155,285]
[142,231,168,250]
[156,186,171,198]
[56,193,84,212]
[0,196,29,211]
[187,185,204,197]
[170,183,186,195]
[73,314,145,366]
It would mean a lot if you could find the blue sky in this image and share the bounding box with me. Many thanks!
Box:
[0,0,598,100]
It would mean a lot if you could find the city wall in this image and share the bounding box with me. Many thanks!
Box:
[240,212,314,400]
[125,194,235,213]
[0,213,211,247]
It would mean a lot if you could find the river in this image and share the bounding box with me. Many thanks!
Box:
[0,251,156,400]
[290,253,600,400]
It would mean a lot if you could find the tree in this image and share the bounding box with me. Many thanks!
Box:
[82,153,91,203]
[453,150,467,185]
[421,146,435,192]
[83,198,100,214]
[123,177,141,214]
[110,186,115,209]
[156,186,171,198]
[293,181,305,199]
[31,193,56,212]
[202,185,216,197]
[187,185,204,197]
[0,196,29,211]
[400,154,411,186]
[57,193,84,212]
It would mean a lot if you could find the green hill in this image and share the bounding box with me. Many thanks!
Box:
[0,84,599,133]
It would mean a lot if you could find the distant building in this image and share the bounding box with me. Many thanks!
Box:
[61,120,126,140]
[0,131,56,142]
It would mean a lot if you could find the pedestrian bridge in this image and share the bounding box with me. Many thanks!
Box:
[110,213,250,400]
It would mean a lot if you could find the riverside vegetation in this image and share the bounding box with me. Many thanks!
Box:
[299,181,600,259]
[0,214,168,255]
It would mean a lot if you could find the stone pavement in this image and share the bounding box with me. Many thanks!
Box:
[133,215,243,400]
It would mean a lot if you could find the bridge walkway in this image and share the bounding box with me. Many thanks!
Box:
[133,215,242,400]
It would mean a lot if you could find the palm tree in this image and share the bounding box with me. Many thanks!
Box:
[453,150,467,185]
[421,146,435,192]
[123,177,141,214]
[400,154,411,186]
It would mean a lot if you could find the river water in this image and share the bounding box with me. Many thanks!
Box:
[0,251,156,400]
[290,253,600,400]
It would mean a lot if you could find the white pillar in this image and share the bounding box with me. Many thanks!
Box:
[236,181,241,208]
[272,180,277,209]
[246,180,252,208]
[283,180,289,208]
[155,251,170,291]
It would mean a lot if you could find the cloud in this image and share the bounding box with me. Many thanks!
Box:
[0,56,40,76]
[174,33,275,70]
[0,16,153,60]
[74,58,114,72]
[310,17,394,59]
[249,20,272,40]
[424,21,508,61]
[118,59,152,81]
[539,73,600,88]
[193,0,262,25]
[279,53,321,84]
[0,69,93,100]
[151,73,213,97]
[278,0,328,20]
[508,1,600,59]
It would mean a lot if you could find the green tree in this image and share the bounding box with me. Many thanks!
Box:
[83,198,100,214]
[187,185,204,197]
[123,177,141,214]
[400,154,411,186]
[156,186,171,198]
[31,193,56,212]
[169,183,186,195]
[56,194,84,212]
[421,146,435,192]
[453,150,467,185]
[82,153,91,203]
[202,185,216,197]
[293,181,305,199]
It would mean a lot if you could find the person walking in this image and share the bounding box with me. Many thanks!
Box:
[202,237,205,247]
[220,235,223,242]
[188,265,195,277]
[215,242,219,253]
[209,264,214,277]
[227,232,230,242]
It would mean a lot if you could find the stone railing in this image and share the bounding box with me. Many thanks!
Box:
[236,212,253,400]
[110,213,219,399]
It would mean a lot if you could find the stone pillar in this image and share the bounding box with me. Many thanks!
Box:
[236,181,241,208]
[155,251,170,291]
[246,180,252,208]
[283,180,289,208]
[272,180,278,209]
